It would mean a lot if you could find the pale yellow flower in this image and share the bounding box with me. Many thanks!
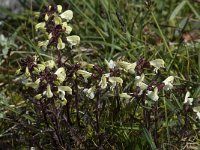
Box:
[35,22,46,31]
[117,61,136,74]
[163,76,174,90]
[99,73,110,89]
[109,77,123,90]
[147,87,159,101]
[105,59,116,69]
[67,35,80,47]
[77,70,92,81]
[119,93,132,99]
[193,106,200,120]
[34,94,42,100]
[149,59,165,73]
[84,87,95,99]
[55,67,66,83]
[24,78,40,90]
[43,60,55,69]
[62,22,72,34]
[184,91,193,105]
[60,10,73,21]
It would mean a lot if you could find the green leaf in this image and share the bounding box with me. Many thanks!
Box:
[169,1,187,25]
[142,127,157,150]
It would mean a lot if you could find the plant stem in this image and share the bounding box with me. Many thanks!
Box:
[96,87,101,146]
[74,80,80,127]
[163,91,170,143]
[154,101,159,147]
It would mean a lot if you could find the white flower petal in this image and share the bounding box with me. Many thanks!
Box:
[60,10,73,21]
[193,106,200,120]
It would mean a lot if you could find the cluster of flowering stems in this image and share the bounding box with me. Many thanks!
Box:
[18,4,200,131]
[18,56,175,107]
[35,5,80,50]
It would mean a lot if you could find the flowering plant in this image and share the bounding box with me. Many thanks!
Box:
[15,4,200,149]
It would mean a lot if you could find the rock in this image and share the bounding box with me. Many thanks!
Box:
[0,0,23,13]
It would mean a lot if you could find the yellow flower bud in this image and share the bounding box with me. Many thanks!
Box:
[57,5,62,13]
[57,37,65,49]
[34,64,45,73]
[38,40,49,49]
[45,14,49,21]
[25,67,30,77]
[46,84,53,98]
[34,94,42,100]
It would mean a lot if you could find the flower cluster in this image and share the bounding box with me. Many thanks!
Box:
[106,59,174,102]
[17,54,177,107]
[35,5,80,50]
[17,57,71,106]
[21,5,200,121]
